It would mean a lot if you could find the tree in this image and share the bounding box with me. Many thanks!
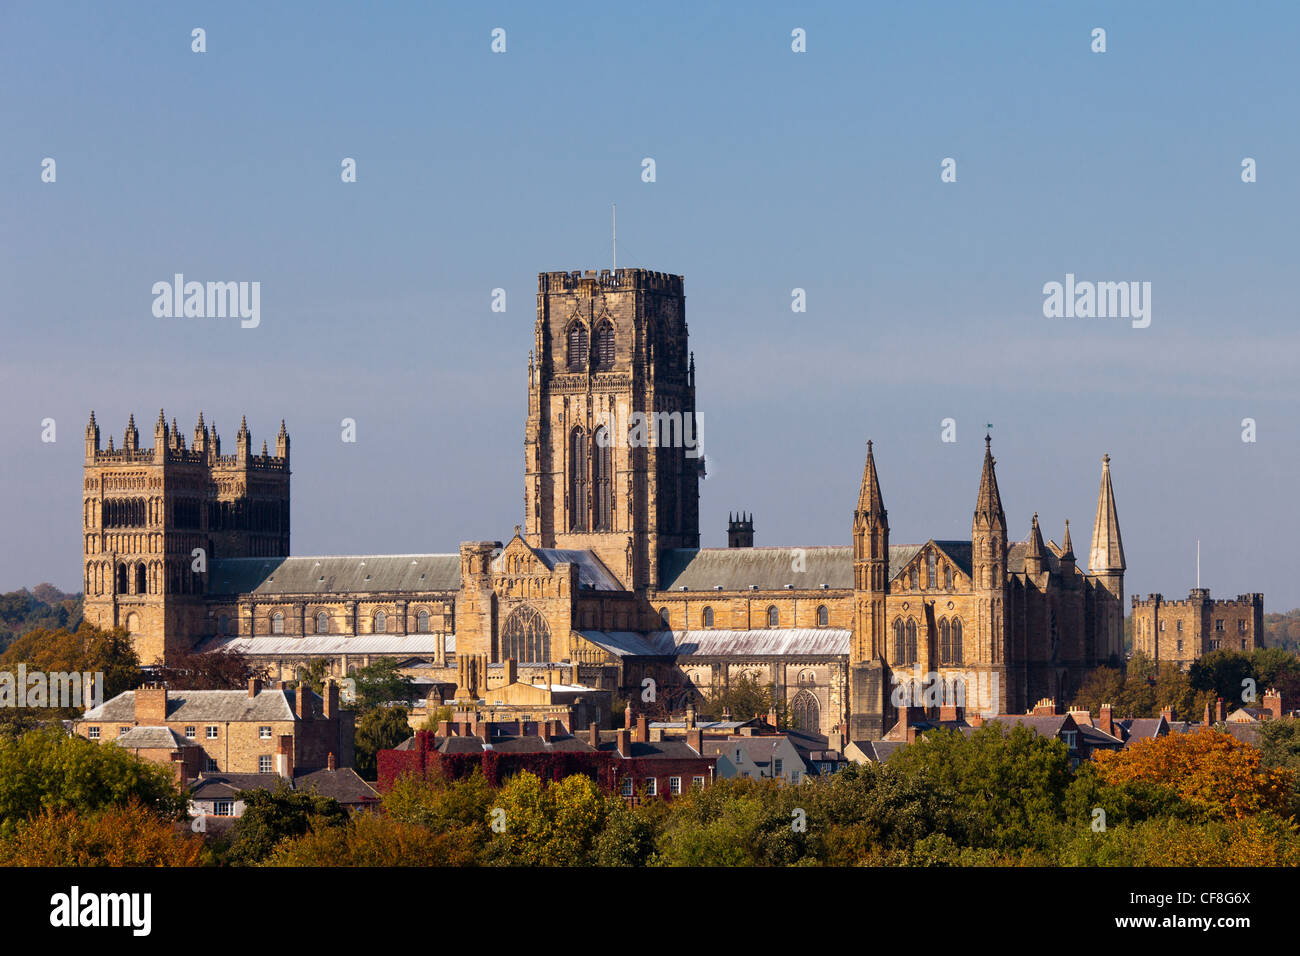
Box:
[266,811,478,866]
[0,801,210,866]
[1092,728,1294,821]
[354,706,413,779]
[0,727,188,834]
[884,723,1073,851]
[700,673,776,723]
[483,772,613,866]
[419,705,453,731]
[223,779,348,865]
[293,658,333,695]
[0,622,139,706]
[352,658,416,711]
[1188,650,1257,708]
[155,648,268,690]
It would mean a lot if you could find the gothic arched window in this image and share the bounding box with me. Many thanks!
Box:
[316,611,330,635]
[659,607,670,627]
[910,568,918,589]
[791,689,820,732]
[592,426,612,531]
[501,604,551,662]
[939,618,951,663]
[271,612,284,635]
[417,609,431,633]
[892,618,905,664]
[569,427,588,532]
[116,563,128,593]
[905,619,917,664]
[374,610,387,634]
[135,562,147,595]
[702,606,714,628]
[816,604,829,627]
[566,323,589,371]
[767,606,779,627]
[951,618,963,663]
[945,567,953,589]
[592,320,615,371]
[928,551,937,589]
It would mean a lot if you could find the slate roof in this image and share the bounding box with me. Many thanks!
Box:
[190,772,284,800]
[1118,717,1166,746]
[112,726,198,749]
[514,549,623,591]
[658,542,974,594]
[578,628,851,659]
[858,740,904,762]
[201,634,447,656]
[190,769,378,805]
[208,554,461,596]
[84,688,313,722]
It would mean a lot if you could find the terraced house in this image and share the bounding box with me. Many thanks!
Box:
[80,267,1127,738]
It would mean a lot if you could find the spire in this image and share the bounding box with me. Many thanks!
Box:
[1061,519,1075,560]
[276,418,289,458]
[974,434,1005,527]
[123,413,139,451]
[1089,454,1125,572]
[1024,514,1047,574]
[856,440,886,516]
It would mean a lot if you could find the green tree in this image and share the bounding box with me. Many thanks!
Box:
[0,728,187,834]
[224,779,348,865]
[485,772,613,866]
[1188,650,1256,708]
[354,705,413,779]
[351,658,415,711]
[700,673,776,724]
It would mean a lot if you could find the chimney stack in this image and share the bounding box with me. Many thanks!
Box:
[1216,697,1226,723]
[323,679,338,718]
[248,677,262,699]
[1160,705,1173,723]
[616,727,632,757]
[134,686,168,724]
[275,735,294,780]
[538,719,552,742]
[969,713,984,728]
[767,704,779,731]
[1263,688,1283,720]
[588,721,600,749]
[327,751,336,771]
[296,684,311,720]
[1032,697,1058,716]
[687,726,704,754]
[686,701,696,729]
[938,703,963,723]
[1098,703,1115,738]
[624,706,633,730]
[636,713,650,743]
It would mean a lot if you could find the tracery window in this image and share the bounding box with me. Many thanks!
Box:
[567,323,589,371]
[592,320,615,371]
[501,604,551,662]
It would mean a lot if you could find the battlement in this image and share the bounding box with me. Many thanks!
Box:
[85,410,289,471]
[1132,589,1264,610]
[538,268,683,295]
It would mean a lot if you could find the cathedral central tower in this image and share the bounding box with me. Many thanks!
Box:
[525,269,700,591]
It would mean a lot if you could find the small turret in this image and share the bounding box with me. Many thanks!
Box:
[1059,519,1076,574]
[236,415,251,463]
[193,412,207,454]
[1024,514,1047,575]
[85,411,100,460]
[727,512,754,548]
[275,419,289,460]
[123,413,139,452]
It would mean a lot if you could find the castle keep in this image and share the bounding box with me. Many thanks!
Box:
[83,268,1131,739]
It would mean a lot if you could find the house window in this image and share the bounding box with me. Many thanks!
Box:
[767,606,779,627]
[206,758,218,771]
[816,604,828,627]
[214,800,234,817]
[1238,620,1247,633]
[87,726,100,739]
[206,726,219,739]
[620,778,634,797]
[374,610,387,634]
[271,612,284,635]
[315,611,329,634]
[417,609,431,633]
[644,778,657,797]
[773,758,784,776]
[791,771,801,784]
[259,726,271,739]
[119,727,129,737]
[702,606,714,628]
[1061,731,1077,749]
[1216,619,1224,632]
[259,755,272,773]
[692,776,706,789]
[669,776,682,795]
[184,726,195,739]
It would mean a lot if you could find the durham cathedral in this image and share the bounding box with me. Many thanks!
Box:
[80,268,1127,741]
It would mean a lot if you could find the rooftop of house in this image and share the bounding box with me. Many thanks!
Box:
[83,686,327,723]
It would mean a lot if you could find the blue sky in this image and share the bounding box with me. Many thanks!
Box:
[2,1,1297,610]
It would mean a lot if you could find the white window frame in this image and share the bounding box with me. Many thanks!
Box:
[259,755,272,773]
[259,725,272,740]
[206,725,219,739]
[644,777,657,797]
[669,776,682,795]
[214,800,234,817]
[88,726,100,739]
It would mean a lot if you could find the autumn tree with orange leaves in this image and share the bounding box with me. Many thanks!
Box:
[1093,728,1294,821]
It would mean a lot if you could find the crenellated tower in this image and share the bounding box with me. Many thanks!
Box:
[82,410,291,664]
[524,269,701,591]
